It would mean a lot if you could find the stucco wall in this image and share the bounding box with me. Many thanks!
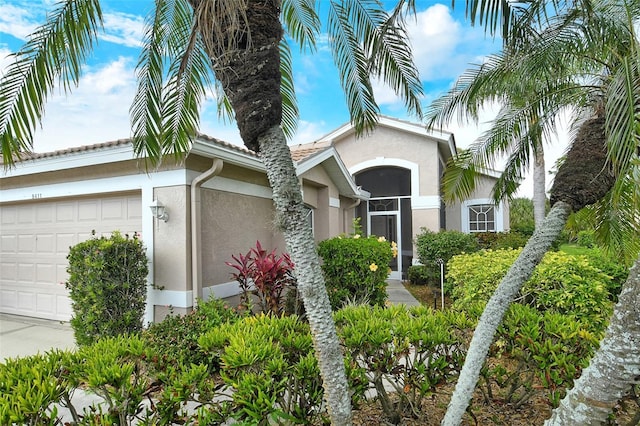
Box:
[200,188,278,286]
[333,125,442,196]
[153,185,191,292]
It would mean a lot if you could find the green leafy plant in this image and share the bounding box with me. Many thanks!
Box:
[65,231,148,346]
[317,233,394,310]
[480,304,601,408]
[448,249,613,330]
[414,229,479,292]
[226,241,297,315]
[577,230,596,248]
[0,350,76,426]
[335,304,473,423]
[474,231,530,250]
[407,264,437,285]
[198,314,325,425]
[143,297,241,375]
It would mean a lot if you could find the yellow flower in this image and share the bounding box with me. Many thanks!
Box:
[369,263,378,272]
[377,236,386,242]
[353,234,361,239]
[391,241,398,248]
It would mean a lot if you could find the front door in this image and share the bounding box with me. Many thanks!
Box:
[369,210,402,280]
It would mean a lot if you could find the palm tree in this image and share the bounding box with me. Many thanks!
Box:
[0,0,424,423]
[439,0,640,424]
[425,48,554,227]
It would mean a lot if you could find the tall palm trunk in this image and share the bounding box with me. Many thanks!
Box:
[533,148,546,227]
[259,125,352,424]
[545,253,640,425]
[192,0,352,423]
[442,116,616,425]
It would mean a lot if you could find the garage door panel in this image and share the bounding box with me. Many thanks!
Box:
[18,235,35,253]
[78,201,99,221]
[1,206,16,224]
[0,193,142,321]
[17,291,35,311]
[56,233,76,254]
[17,206,34,223]
[1,235,16,253]
[56,203,75,222]
[37,234,55,253]
[18,263,34,281]
[1,262,16,280]
[36,205,54,223]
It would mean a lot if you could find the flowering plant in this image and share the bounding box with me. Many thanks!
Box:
[318,223,394,310]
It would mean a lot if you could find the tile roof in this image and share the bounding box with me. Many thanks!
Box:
[289,140,332,162]
[11,133,258,163]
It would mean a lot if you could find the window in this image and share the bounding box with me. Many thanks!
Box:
[468,204,495,232]
[303,205,314,236]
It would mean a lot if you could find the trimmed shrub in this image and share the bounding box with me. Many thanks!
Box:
[198,314,325,424]
[447,249,613,330]
[66,231,148,346]
[415,229,479,266]
[415,229,478,291]
[318,234,394,310]
[577,230,596,248]
[475,231,530,250]
[335,304,473,423]
[407,264,438,285]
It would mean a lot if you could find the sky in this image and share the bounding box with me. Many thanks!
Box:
[0,0,570,197]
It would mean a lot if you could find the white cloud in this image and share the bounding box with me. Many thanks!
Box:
[290,120,331,145]
[32,57,138,153]
[99,12,146,48]
[0,4,41,40]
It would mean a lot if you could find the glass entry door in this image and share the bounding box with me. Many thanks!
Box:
[369,211,401,279]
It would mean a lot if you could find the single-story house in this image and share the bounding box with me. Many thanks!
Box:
[0,116,508,323]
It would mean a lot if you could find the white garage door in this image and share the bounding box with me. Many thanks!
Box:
[0,193,142,321]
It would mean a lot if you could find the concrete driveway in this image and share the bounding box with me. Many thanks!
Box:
[0,313,76,362]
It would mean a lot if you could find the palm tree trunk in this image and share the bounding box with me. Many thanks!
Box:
[545,253,640,425]
[442,200,573,426]
[258,125,352,425]
[533,148,546,227]
[443,115,614,425]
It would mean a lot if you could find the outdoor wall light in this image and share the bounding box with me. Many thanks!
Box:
[149,199,169,222]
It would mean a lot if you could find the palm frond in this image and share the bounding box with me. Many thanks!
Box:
[366,6,423,118]
[131,0,212,167]
[282,0,319,52]
[441,150,479,203]
[280,40,299,140]
[0,0,103,167]
[327,0,379,135]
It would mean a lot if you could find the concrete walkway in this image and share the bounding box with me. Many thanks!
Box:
[386,279,421,306]
[0,313,76,362]
[1,281,420,361]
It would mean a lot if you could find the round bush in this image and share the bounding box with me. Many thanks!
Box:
[317,234,394,310]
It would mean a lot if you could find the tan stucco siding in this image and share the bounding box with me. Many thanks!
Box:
[412,208,440,239]
[200,188,277,286]
[333,126,441,196]
[153,186,191,292]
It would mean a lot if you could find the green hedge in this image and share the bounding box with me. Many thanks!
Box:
[66,231,148,346]
[447,249,613,330]
[317,234,394,309]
